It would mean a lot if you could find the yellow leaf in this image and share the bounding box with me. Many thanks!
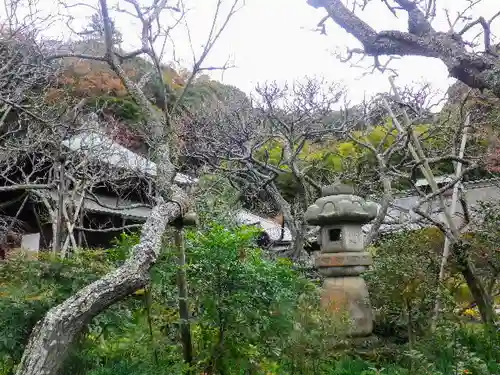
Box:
[25,294,43,301]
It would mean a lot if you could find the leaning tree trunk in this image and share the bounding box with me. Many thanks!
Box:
[453,241,496,325]
[15,187,188,375]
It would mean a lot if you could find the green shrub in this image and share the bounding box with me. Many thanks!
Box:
[365,228,451,341]
[2,226,498,375]
[0,226,317,375]
[0,250,124,374]
[184,223,315,373]
[88,95,144,122]
[420,323,500,375]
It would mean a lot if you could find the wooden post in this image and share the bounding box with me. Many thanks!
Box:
[173,211,198,371]
[55,156,65,253]
[77,207,84,248]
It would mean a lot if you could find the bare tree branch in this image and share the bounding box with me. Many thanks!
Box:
[307,0,500,97]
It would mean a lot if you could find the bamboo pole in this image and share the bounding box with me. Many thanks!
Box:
[174,212,198,371]
[431,116,469,328]
[387,77,458,238]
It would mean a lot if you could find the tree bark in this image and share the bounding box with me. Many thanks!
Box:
[55,158,65,253]
[15,187,188,375]
[365,171,392,245]
[307,0,500,97]
[291,220,307,259]
[265,182,308,259]
[431,121,469,328]
[453,241,496,325]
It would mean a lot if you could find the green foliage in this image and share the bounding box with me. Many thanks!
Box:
[108,231,140,262]
[185,223,313,373]
[88,95,144,122]
[466,201,500,286]
[2,226,499,375]
[365,228,447,339]
[193,174,243,228]
[249,120,445,201]
[180,78,251,112]
[406,323,500,375]
[0,250,120,371]
[0,227,317,375]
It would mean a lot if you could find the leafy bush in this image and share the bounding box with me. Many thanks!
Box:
[0,250,123,373]
[365,228,446,341]
[88,95,144,122]
[185,223,315,373]
[2,226,499,375]
[0,226,318,375]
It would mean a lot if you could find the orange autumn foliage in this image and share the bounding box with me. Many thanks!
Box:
[41,55,187,153]
[46,58,185,105]
[58,60,129,98]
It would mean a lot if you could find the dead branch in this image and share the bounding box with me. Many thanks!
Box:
[0,183,55,192]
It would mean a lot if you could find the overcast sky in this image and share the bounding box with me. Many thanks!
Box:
[4,0,499,103]
[185,0,498,103]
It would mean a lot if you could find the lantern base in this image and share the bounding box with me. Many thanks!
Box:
[320,276,373,337]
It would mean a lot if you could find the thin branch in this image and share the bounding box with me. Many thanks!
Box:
[76,224,142,232]
[0,183,55,192]
[86,191,153,210]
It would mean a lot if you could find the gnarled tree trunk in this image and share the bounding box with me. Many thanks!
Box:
[15,187,188,375]
[307,0,500,97]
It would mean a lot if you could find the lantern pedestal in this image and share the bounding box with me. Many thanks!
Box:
[319,274,373,337]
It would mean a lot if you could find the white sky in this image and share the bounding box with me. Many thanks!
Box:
[192,0,499,103]
[3,0,500,104]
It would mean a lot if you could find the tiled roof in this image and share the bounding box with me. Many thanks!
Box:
[235,209,292,242]
[62,131,197,186]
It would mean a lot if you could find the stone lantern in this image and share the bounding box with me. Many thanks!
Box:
[305,183,378,337]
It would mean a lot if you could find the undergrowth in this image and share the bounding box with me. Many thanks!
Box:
[0,225,499,375]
